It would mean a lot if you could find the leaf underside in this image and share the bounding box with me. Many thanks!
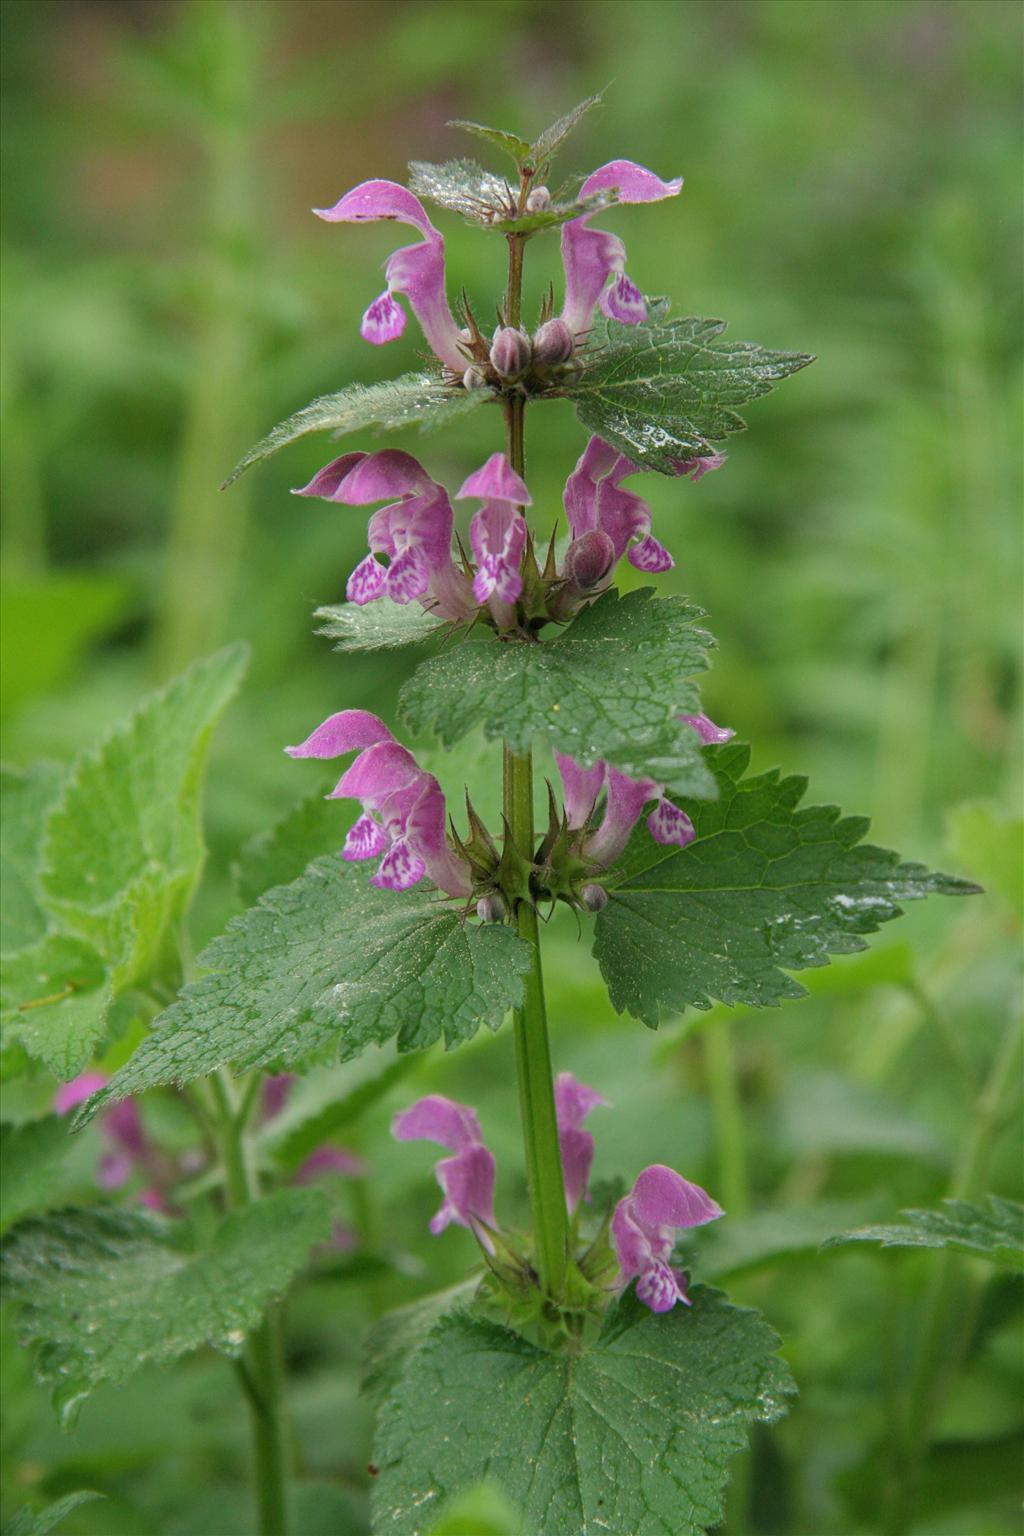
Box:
[822,1195,1024,1270]
[315,601,446,653]
[594,742,980,1025]
[399,587,718,797]
[0,1191,330,1424]
[567,314,814,473]
[81,858,530,1119]
[222,373,491,487]
[373,1286,794,1536]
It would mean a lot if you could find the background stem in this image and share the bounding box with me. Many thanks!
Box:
[213,1070,291,1536]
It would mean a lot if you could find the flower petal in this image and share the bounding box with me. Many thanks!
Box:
[286,709,394,760]
[54,1072,108,1116]
[628,533,674,573]
[679,713,735,745]
[291,452,366,500]
[371,837,426,890]
[631,1163,724,1231]
[361,291,406,345]
[343,813,390,861]
[555,753,607,829]
[392,1094,485,1153]
[346,553,388,605]
[457,452,531,507]
[646,798,696,848]
[313,179,437,239]
[579,160,683,203]
[599,273,647,325]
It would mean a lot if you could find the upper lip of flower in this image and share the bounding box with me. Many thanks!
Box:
[312,180,466,372]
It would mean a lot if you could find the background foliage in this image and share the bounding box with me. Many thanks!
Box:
[1,2,1020,1533]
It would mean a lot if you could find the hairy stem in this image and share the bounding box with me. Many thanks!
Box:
[501,223,571,1302]
[212,1071,291,1536]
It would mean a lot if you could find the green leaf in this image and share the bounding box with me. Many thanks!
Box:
[315,600,446,653]
[492,191,616,237]
[362,1281,478,1412]
[222,374,491,488]
[82,858,530,1116]
[822,1195,1024,1270]
[447,119,533,167]
[1,1189,330,1424]
[408,159,512,223]
[567,314,814,473]
[399,588,718,796]
[373,1286,794,1536]
[0,762,64,953]
[40,645,248,988]
[0,1117,71,1235]
[594,742,980,1025]
[530,93,604,167]
[0,935,111,1077]
[2,1491,104,1536]
[234,789,340,908]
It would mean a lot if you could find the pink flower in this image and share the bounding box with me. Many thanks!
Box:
[293,449,473,623]
[54,1073,148,1194]
[456,452,531,628]
[612,1164,723,1313]
[286,709,471,897]
[560,161,683,339]
[562,436,675,585]
[554,1073,609,1212]
[392,1094,496,1248]
[313,181,466,371]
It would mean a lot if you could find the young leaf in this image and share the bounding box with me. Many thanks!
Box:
[0,935,111,1077]
[373,1286,794,1536]
[315,600,446,653]
[565,314,814,473]
[0,1117,71,1235]
[447,119,533,167]
[408,159,511,223]
[399,588,718,797]
[0,763,64,954]
[822,1195,1024,1270]
[40,645,248,990]
[529,93,604,167]
[1,1189,330,1425]
[492,190,617,237]
[81,858,530,1118]
[222,374,491,488]
[234,788,341,908]
[2,1491,104,1536]
[594,742,980,1025]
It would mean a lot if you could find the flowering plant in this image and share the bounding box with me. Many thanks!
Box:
[0,96,988,1536]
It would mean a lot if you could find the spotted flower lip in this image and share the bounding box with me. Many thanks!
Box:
[612,1163,723,1313]
[293,448,474,623]
[559,160,683,338]
[554,1072,609,1212]
[285,709,471,897]
[456,452,531,624]
[392,1094,496,1248]
[562,435,674,584]
[313,180,466,371]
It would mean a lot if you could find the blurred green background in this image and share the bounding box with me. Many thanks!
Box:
[2,2,1021,1534]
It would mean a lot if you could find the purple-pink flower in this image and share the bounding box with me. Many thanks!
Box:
[612,1163,723,1313]
[554,1072,608,1213]
[562,436,675,586]
[285,709,471,897]
[556,713,734,869]
[392,1094,496,1248]
[313,181,466,371]
[456,452,531,628]
[560,161,683,339]
[55,1073,157,1200]
[293,448,473,622]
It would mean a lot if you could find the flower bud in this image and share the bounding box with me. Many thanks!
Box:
[476,892,507,924]
[489,326,531,380]
[525,185,552,212]
[531,317,574,367]
[580,883,608,913]
[462,366,487,390]
[564,530,616,591]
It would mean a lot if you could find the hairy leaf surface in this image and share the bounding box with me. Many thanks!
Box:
[594,743,979,1025]
[315,601,445,653]
[1,1191,329,1424]
[400,588,717,796]
[567,315,814,473]
[82,859,530,1117]
[373,1287,793,1536]
[0,935,111,1077]
[823,1195,1024,1270]
[223,374,491,487]
[0,763,64,954]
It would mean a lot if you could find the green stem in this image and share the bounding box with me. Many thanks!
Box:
[499,216,570,1303]
[505,743,571,1300]
[212,1070,290,1536]
[886,1013,1022,1534]
[704,1020,750,1218]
